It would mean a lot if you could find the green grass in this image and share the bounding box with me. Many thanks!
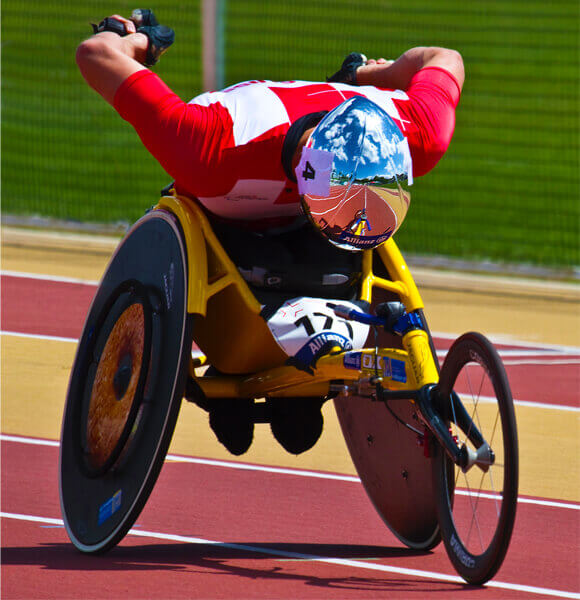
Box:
[2,0,579,267]
[2,1,201,223]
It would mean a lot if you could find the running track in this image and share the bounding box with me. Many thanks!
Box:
[2,272,579,599]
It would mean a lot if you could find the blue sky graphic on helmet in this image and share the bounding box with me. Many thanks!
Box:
[309,96,412,185]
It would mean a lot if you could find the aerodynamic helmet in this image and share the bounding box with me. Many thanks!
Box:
[295,95,412,251]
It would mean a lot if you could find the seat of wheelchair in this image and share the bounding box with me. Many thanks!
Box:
[210,217,362,304]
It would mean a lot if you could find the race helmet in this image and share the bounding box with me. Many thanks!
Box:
[295,95,412,251]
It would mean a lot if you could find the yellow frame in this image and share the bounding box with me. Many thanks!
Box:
[155,195,440,398]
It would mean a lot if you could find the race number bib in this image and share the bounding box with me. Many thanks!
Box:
[266,297,370,368]
[295,147,333,197]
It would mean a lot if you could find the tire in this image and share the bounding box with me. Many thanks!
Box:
[433,332,519,584]
[59,210,193,553]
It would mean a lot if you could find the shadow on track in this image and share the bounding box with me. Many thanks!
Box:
[2,542,480,595]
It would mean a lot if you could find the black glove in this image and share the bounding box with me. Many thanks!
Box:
[130,9,175,67]
[91,10,175,67]
[327,52,367,85]
[91,17,127,36]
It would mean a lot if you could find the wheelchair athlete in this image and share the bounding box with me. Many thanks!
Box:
[76,10,464,455]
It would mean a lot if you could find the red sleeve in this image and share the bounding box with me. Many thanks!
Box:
[113,70,234,196]
[396,66,461,177]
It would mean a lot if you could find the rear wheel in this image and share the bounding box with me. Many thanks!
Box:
[59,210,193,553]
[335,256,442,550]
[336,392,442,550]
[433,332,518,584]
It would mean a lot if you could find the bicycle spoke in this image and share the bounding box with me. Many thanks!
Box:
[461,469,486,551]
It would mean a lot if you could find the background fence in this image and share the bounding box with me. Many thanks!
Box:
[2,0,578,269]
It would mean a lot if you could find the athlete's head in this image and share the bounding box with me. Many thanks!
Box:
[285,96,413,251]
[281,111,328,182]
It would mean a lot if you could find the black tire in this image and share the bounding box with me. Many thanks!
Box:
[59,210,193,553]
[433,332,518,584]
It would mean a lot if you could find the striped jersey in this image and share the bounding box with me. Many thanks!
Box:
[114,67,460,224]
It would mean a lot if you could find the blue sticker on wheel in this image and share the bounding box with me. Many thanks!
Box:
[98,490,122,526]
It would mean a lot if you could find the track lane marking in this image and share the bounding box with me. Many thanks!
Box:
[3,271,579,353]
[1,331,78,344]
[4,328,579,362]
[1,511,578,598]
[4,331,578,410]
[1,270,100,286]
[430,330,580,355]
[5,329,578,364]
[2,434,579,511]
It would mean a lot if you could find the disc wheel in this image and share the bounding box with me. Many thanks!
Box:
[335,257,442,551]
[59,210,193,553]
[335,393,442,550]
[433,332,519,584]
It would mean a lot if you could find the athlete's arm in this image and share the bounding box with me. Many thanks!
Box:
[76,15,149,105]
[356,46,464,91]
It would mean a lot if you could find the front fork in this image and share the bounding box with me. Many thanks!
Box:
[386,316,493,473]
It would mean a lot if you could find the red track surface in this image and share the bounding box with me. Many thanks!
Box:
[3,274,578,408]
[2,273,579,599]
[2,440,579,599]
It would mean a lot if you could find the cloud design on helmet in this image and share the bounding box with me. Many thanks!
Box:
[313,95,412,184]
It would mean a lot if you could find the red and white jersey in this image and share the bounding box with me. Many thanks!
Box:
[114,68,460,225]
[189,79,410,220]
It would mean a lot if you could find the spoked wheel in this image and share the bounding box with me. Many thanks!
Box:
[433,332,519,584]
[59,210,193,553]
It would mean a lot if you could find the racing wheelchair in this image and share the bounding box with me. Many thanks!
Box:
[59,190,519,585]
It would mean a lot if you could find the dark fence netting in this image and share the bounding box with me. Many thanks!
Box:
[2,0,578,269]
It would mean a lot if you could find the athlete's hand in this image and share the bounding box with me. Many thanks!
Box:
[355,57,394,81]
[327,52,367,85]
[367,58,393,65]
[91,10,175,67]
[91,14,137,36]
[129,9,175,66]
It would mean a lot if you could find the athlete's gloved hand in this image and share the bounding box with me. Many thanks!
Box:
[130,9,175,66]
[91,10,175,67]
[327,52,368,85]
[91,16,128,36]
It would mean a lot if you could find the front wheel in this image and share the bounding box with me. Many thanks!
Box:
[433,332,519,584]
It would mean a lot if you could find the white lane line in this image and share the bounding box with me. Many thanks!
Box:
[2,331,578,411]
[436,349,580,361]
[2,434,579,511]
[1,270,99,286]
[512,399,579,412]
[11,327,574,365]
[4,325,578,360]
[1,330,78,344]
[165,453,360,482]
[3,269,580,353]
[1,511,578,598]
[1,435,60,447]
[501,359,580,366]
[453,394,579,413]
[436,351,580,366]
[432,331,580,355]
